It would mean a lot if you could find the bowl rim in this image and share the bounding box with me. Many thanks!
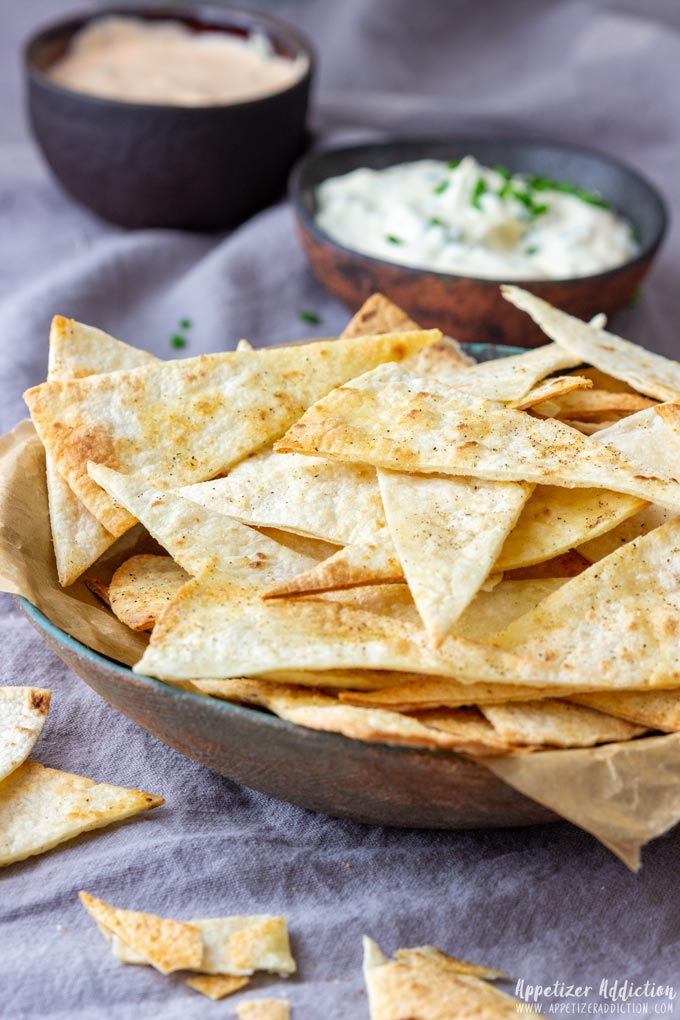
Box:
[24,2,315,114]
[16,339,527,756]
[289,136,669,289]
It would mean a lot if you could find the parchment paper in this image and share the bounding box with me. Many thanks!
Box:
[3,419,680,869]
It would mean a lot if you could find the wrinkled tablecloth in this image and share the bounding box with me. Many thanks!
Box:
[2,2,680,1017]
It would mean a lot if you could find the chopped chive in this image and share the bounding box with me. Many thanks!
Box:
[494,164,511,181]
[532,202,549,217]
[179,317,192,330]
[428,216,445,227]
[528,175,610,209]
[298,309,322,325]
[170,334,187,349]
[386,234,403,245]
[471,177,488,209]
[433,180,449,195]
[525,245,539,255]
[629,225,641,244]
[447,159,460,170]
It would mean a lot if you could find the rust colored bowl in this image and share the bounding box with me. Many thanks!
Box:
[290,139,668,347]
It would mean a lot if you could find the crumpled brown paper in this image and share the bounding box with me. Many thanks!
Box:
[3,420,680,868]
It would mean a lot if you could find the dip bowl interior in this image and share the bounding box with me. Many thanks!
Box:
[291,139,668,346]
[25,4,314,230]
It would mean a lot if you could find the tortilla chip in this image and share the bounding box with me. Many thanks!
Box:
[177,450,388,548]
[186,974,250,1000]
[480,700,646,747]
[533,389,656,422]
[493,516,680,689]
[561,419,618,435]
[570,690,680,732]
[236,339,253,351]
[236,1001,290,1020]
[46,317,160,586]
[393,946,506,981]
[376,469,531,644]
[85,577,111,606]
[573,367,636,394]
[495,485,645,572]
[257,528,339,562]
[25,329,439,536]
[264,541,402,599]
[578,504,673,563]
[363,937,544,1019]
[79,891,203,974]
[0,762,162,866]
[135,572,555,687]
[510,374,592,411]
[190,677,509,754]
[441,343,582,402]
[47,315,157,382]
[409,707,515,754]
[88,466,317,584]
[340,293,472,376]
[108,555,189,631]
[275,362,680,511]
[341,293,421,338]
[95,905,295,976]
[0,687,50,783]
[503,549,590,580]
[503,286,680,402]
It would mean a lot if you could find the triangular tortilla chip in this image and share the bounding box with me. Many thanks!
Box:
[177,449,388,548]
[393,946,506,981]
[509,374,592,411]
[0,762,162,866]
[88,465,317,584]
[83,893,295,977]
[236,1001,290,1020]
[186,974,250,1000]
[109,555,189,631]
[190,677,510,754]
[376,470,531,644]
[264,541,402,598]
[79,891,203,974]
[480,700,646,748]
[46,316,160,585]
[340,293,472,377]
[363,937,544,1019]
[440,343,582,402]
[503,285,680,402]
[25,329,439,536]
[134,571,556,687]
[533,388,656,422]
[578,504,673,564]
[275,362,680,510]
[570,690,680,732]
[493,516,680,689]
[0,687,50,782]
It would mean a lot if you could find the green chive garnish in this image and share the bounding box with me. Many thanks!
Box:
[429,216,445,227]
[433,180,449,195]
[447,159,460,170]
[386,234,403,245]
[179,318,192,330]
[528,175,610,209]
[471,178,488,209]
[170,334,187,349]
[298,309,322,325]
[494,164,511,181]
[525,245,539,255]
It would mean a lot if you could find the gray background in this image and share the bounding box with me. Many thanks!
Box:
[1,2,680,1017]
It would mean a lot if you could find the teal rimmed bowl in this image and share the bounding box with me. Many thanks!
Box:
[16,342,557,829]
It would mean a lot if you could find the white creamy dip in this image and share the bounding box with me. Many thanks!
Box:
[315,156,639,280]
[48,16,307,106]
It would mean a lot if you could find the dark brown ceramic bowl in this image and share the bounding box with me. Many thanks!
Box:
[14,339,557,831]
[25,5,314,229]
[291,139,668,346]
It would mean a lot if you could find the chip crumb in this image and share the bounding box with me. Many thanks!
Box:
[186,973,250,1000]
[236,998,290,1020]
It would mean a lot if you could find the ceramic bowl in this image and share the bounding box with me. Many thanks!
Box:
[15,341,558,830]
[290,138,668,346]
[25,5,314,229]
